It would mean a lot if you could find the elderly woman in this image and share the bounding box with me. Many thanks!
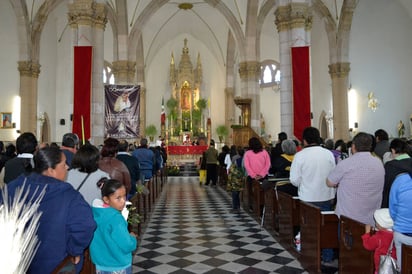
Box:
[270,139,297,178]
[1,146,96,273]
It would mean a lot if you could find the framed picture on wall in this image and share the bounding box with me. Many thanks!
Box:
[1,112,12,128]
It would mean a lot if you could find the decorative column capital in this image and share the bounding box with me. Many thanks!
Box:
[112,60,136,83]
[18,61,41,78]
[238,61,260,81]
[328,62,351,78]
[290,2,312,30]
[275,3,312,32]
[275,5,290,32]
[68,1,107,29]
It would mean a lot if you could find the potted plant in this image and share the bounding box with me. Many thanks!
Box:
[145,124,157,142]
[216,125,229,143]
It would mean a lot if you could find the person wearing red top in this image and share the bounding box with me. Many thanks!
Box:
[362,208,397,274]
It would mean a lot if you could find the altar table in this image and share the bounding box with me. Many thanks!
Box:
[167,145,208,155]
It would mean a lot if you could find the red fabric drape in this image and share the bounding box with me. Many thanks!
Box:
[73,46,92,142]
[291,46,311,141]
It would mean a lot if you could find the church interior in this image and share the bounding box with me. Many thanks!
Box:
[1,0,412,146]
[1,0,412,273]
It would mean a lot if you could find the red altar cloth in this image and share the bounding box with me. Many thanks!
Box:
[167,145,208,155]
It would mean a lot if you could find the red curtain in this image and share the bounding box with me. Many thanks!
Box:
[291,46,311,141]
[73,46,92,142]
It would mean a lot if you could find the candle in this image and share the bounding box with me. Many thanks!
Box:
[81,115,85,145]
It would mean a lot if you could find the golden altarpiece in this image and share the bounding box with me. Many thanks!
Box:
[165,39,208,145]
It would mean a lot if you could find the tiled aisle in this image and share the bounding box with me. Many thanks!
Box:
[133,177,307,274]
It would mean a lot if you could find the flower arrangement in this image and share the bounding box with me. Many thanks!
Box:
[167,165,181,176]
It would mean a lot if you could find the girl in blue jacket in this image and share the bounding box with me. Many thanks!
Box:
[90,179,137,274]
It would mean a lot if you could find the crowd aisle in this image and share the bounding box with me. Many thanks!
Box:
[133,176,307,274]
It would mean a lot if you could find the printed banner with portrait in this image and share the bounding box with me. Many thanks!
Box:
[105,85,140,139]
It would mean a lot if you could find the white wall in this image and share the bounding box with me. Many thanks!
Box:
[311,11,333,136]
[349,0,412,138]
[0,2,20,141]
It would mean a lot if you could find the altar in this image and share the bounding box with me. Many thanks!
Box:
[166,145,208,164]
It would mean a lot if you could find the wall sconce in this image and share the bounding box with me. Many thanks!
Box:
[367,92,379,112]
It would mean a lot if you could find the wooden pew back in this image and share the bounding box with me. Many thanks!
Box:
[402,244,412,274]
[339,215,374,274]
[277,191,300,251]
[299,201,339,273]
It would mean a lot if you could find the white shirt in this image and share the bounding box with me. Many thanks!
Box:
[290,146,336,202]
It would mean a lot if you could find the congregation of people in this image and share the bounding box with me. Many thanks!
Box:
[206,127,412,273]
[0,125,411,273]
[0,133,166,274]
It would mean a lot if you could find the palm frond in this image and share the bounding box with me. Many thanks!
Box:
[0,182,46,273]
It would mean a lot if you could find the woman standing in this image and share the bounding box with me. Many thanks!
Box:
[243,137,271,211]
[1,146,96,273]
[67,143,110,205]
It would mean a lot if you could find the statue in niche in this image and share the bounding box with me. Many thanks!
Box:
[181,89,191,110]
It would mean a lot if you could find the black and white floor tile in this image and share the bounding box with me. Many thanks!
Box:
[133,177,308,274]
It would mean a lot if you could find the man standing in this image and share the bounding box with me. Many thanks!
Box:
[61,132,79,168]
[117,140,140,196]
[132,138,154,181]
[4,132,38,183]
[204,139,219,186]
[290,127,336,264]
[290,127,336,205]
[327,132,385,226]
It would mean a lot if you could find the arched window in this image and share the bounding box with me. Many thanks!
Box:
[103,61,115,84]
[259,60,281,90]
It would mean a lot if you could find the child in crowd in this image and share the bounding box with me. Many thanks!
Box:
[226,148,245,213]
[362,208,397,274]
[90,179,138,274]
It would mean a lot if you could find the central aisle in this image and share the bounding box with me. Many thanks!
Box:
[133,177,307,274]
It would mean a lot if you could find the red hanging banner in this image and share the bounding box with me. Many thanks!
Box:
[73,46,92,143]
[291,46,311,141]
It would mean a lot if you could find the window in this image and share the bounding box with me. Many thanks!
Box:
[259,60,281,89]
[103,61,115,84]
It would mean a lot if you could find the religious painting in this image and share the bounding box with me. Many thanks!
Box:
[104,85,140,139]
[1,112,12,128]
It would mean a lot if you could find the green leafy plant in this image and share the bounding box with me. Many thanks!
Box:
[145,124,157,139]
[216,125,229,143]
[167,165,181,176]
[126,203,140,225]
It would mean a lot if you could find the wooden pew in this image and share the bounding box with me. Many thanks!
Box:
[262,178,289,233]
[277,191,300,251]
[339,215,374,274]
[402,244,412,274]
[299,201,339,273]
[52,248,95,274]
[252,179,264,221]
[241,178,252,212]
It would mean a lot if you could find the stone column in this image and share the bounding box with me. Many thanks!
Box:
[112,60,136,84]
[18,61,40,134]
[329,62,350,140]
[225,87,235,143]
[68,0,107,145]
[238,61,260,132]
[275,2,312,139]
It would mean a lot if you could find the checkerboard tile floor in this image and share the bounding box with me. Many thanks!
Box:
[133,177,308,274]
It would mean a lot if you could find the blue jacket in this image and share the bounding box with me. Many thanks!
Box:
[132,147,154,179]
[1,173,96,274]
[389,173,412,233]
[90,199,137,271]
